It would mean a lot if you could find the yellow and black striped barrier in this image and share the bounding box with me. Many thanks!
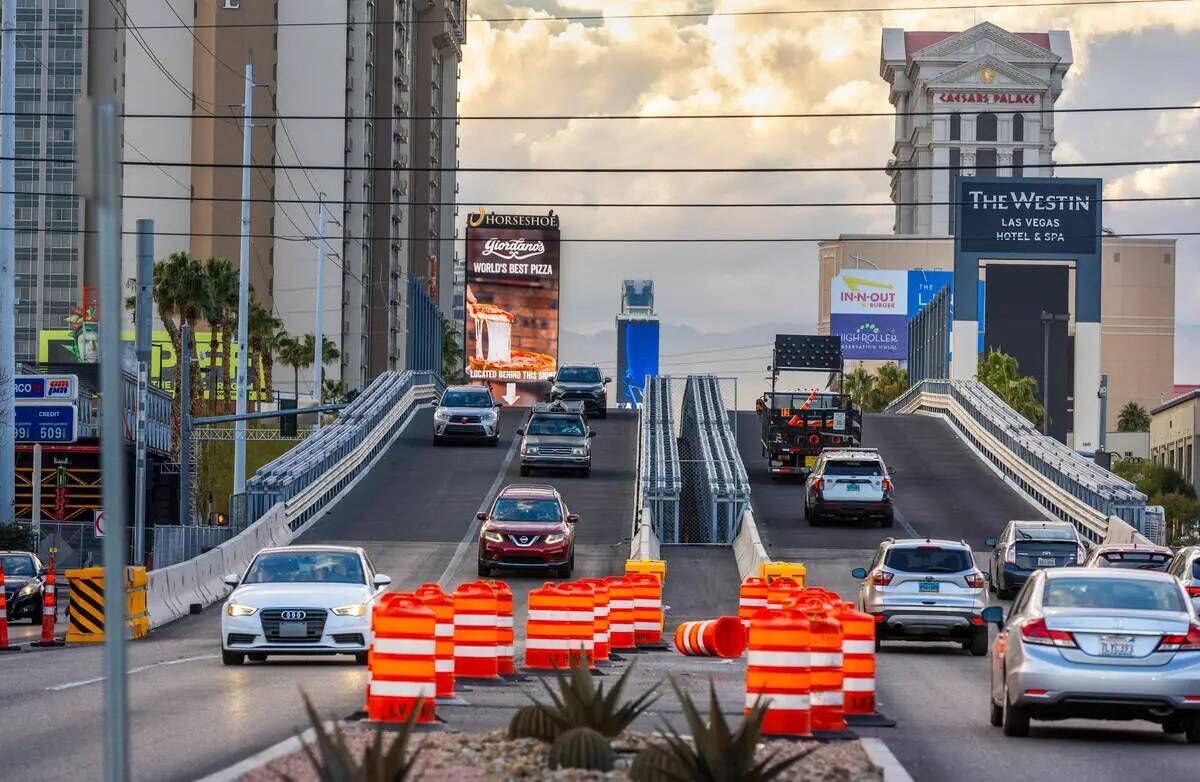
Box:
[65,567,150,643]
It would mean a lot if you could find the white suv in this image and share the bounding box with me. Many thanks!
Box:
[852,537,990,655]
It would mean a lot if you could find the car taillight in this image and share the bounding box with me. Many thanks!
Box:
[1005,545,1017,565]
[964,572,985,589]
[1186,586,1200,598]
[1157,624,1200,652]
[812,478,824,492]
[882,478,893,493]
[1020,618,1077,648]
[871,570,893,586]
[808,434,820,445]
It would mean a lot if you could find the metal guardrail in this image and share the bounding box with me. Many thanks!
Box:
[887,379,1151,543]
[678,375,751,544]
[639,377,682,543]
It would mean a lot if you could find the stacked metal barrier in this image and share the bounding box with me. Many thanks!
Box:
[677,375,751,544]
[639,377,682,543]
[888,379,1150,542]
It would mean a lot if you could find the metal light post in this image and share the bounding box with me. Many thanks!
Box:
[233,63,254,499]
[134,220,154,563]
[0,0,18,523]
[312,197,327,427]
[180,323,192,526]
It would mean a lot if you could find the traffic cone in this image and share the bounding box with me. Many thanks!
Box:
[31,555,64,648]
[0,560,21,652]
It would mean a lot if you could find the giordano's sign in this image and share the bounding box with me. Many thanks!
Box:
[467,208,560,230]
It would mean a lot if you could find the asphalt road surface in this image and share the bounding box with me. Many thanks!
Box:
[739,410,1199,781]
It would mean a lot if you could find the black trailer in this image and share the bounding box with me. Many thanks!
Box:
[756,334,862,477]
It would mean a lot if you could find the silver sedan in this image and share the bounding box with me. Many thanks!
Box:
[985,567,1200,741]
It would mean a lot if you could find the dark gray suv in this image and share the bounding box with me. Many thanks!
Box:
[517,402,595,477]
[550,364,610,418]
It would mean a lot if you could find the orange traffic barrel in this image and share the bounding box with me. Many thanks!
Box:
[577,577,611,662]
[484,580,516,676]
[836,603,876,715]
[746,606,811,737]
[627,572,663,645]
[604,575,636,650]
[452,581,499,679]
[560,581,596,666]
[525,583,573,670]
[414,583,456,698]
[794,600,845,733]
[738,577,768,627]
[766,576,801,612]
[367,593,436,723]
[674,616,747,658]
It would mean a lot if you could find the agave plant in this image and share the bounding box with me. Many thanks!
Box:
[283,692,424,782]
[527,658,659,739]
[629,679,814,782]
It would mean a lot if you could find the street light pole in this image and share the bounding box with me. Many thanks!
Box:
[0,0,18,524]
[312,197,327,428]
[233,62,254,499]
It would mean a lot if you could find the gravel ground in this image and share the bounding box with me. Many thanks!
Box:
[238,728,881,781]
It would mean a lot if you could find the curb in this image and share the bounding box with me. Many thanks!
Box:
[193,724,322,782]
[860,738,914,782]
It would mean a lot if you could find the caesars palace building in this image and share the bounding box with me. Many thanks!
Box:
[817,22,1177,443]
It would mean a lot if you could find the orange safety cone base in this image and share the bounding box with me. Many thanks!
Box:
[366,695,437,724]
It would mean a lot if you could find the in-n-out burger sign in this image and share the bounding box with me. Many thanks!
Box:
[937,92,1036,105]
[481,237,546,261]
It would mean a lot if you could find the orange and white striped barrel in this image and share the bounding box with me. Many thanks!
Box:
[674,616,747,658]
[766,576,801,612]
[738,577,768,627]
[484,580,515,676]
[560,582,596,666]
[451,582,499,679]
[604,575,636,650]
[797,602,845,733]
[746,607,811,737]
[836,603,876,715]
[626,572,663,645]
[525,584,573,670]
[367,593,436,723]
[413,583,455,698]
[576,577,611,662]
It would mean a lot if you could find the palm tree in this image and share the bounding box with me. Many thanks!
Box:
[976,349,1044,428]
[1117,401,1150,433]
[442,317,464,382]
[322,378,350,405]
[247,292,283,402]
[153,251,210,457]
[202,258,238,413]
[842,367,874,410]
[867,363,909,411]
[278,334,341,401]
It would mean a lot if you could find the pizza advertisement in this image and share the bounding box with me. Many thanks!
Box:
[464,212,561,398]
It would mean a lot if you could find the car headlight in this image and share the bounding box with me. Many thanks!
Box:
[544,533,565,545]
[572,447,586,456]
[481,410,497,423]
[524,445,539,455]
[18,583,36,596]
[483,529,504,543]
[434,408,450,422]
[331,603,367,617]
[551,386,564,396]
[226,603,258,617]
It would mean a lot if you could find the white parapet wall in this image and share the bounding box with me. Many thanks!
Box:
[629,504,662,562]
[733,507,770,581]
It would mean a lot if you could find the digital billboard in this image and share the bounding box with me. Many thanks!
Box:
[830,271,908,360]
[616,319,659,408]
[464,210,561,404]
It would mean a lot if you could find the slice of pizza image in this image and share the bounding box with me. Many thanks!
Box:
[467,296,555,374]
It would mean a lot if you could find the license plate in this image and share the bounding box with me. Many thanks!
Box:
[847,483,860,492]
[919,582,940,593]
[804,455,817,468]
[279,621,308,638]
[1036,557,1056,567]
[1099,635,1135,657]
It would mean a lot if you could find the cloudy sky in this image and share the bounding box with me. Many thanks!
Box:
[455,0,1200,381]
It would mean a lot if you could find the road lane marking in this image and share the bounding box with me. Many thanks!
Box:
[860,738,915,782]
[45,654,218,691]
[437,433,521,589]
[894,506,920,537]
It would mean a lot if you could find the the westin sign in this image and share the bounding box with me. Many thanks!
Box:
[957,178,1102,257]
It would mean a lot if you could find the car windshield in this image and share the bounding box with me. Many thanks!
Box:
[441,391,491,408]
[885,546,972,574]
[824,460,883,477]
[492,499,562,522]
[243,551,365,584]
[1015,526,1076,542]
[527,416,586,436]
[1095,551,1170,571]
[557,367,601,383]
[1044,577,1185,612]
[0,555,35,576]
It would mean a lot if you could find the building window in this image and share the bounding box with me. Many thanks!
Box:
[949,112,961,141]
[976,111,997,142]
[976,148,997,177]
[1012,113,1024,142]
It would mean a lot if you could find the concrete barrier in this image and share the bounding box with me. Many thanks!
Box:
[629,504,661,561]
[1102,514,1155,547]
[733,507,770,581]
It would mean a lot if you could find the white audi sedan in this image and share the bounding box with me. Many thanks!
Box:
[220,545,391,666]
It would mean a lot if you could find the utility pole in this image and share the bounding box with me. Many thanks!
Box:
[233,62,254,499]
[312,197,327,428]
[134,220,154,563]
[180,323,192,526]
[0,0,18,524]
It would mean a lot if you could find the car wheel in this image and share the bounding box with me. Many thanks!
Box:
[477,560,491,578]
[989,698,1003,727]
[969,626,989,656]
[355,652,369,665]
[248,653,267,663]
[581,467,591,478]
[489,436,500,447]
[222,650,245,666]
[874,635,883,652]
[1186,716,1200,744]
[597,408,607,419]
[432,436,442,447]
[997,584,1013,601]
[881,513,894,528]
[520,466,530,477]
[808,511,823,527]
[1162,715,1187,735]
[1002,690,1031,737]
[30,602,43,624]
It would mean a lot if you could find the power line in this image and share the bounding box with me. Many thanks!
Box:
[9,0,1188,31]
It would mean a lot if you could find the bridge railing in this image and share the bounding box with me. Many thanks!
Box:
[146,370,442,623]
[677,375,751,544]
[887,379,1152,544]
[637,377,681,547]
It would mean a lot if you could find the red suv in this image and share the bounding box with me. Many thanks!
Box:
[477,485,577,578]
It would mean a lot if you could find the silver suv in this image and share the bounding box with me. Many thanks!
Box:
[432,385,502,446]
[852,537,990,655]
[804,447,894,527]
[517,402,595,477]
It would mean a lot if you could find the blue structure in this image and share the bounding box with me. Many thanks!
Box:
[407,276,444,374]
[616,280,659,409]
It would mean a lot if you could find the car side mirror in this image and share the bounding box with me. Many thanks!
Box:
[985,537,998,548]
[515,428,525,436]
[223,574,240,587]
[603,377,612,384]
[476,512,488,521]
[494,401,504,408]
[566,514,579,524]
[982,572,991,583]
[851,567,868,580]
[982,606,1004,627]
[373,574,392,587]
[38,566,49,577]
[588,430,597,438]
